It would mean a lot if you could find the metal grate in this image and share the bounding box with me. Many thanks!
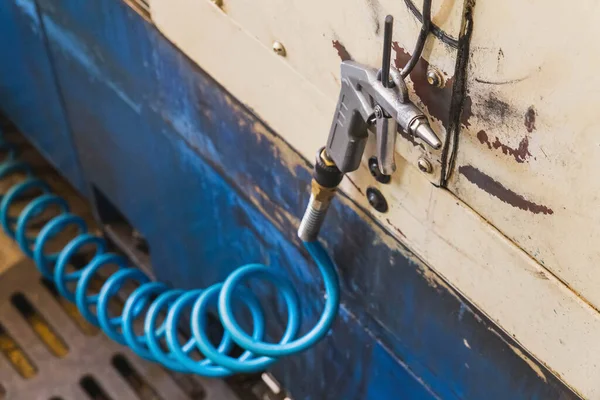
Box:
[0,125,293,400]
[0,259,241,400]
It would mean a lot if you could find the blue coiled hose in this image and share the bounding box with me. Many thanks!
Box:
[0,131,340,377]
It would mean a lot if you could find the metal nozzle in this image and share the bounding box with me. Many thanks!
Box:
[410,117,442,149]
[298,188,335,242]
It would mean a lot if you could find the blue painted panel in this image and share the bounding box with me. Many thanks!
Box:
[0,0,85,192]
[25,0,578,399]
[35,21,437,398]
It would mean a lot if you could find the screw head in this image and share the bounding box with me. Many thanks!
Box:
[417,157,433,174]
[426,68,444,87]
[366,187,388,213]
[272,41,286,57]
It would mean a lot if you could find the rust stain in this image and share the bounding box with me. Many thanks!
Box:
[476,130,532,163]
[476,130,489,148]
[525,106,536,133]
[332,40,352,61]
[392,42,472,130]
[459,165,554,215]
[386,218,406,238]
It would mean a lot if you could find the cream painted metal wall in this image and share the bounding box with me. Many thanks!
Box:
[150,0,600,397]
[451,0,600,310]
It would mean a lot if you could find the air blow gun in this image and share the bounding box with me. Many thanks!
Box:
[298,15,442,242]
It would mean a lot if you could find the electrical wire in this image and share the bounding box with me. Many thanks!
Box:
[400,0,432,79]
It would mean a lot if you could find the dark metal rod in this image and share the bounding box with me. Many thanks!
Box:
[381,15,394,88]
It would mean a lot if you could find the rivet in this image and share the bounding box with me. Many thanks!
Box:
[366,187,388,213]
[272,41,286,57]
[426,67,444,88]
[417,157,433,174]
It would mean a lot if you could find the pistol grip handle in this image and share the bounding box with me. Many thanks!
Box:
[325,81,370,173]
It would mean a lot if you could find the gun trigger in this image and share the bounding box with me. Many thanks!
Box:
[376,114,397,176]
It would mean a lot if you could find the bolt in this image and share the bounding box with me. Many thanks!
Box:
[417,157,433,174]
[272,41,286,57]
[374,105,384,119]
[366,187,388,213]
[426,67,444,88]
[368,157,391,184]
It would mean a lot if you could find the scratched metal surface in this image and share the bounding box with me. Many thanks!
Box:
[0,0,85,193]
[0,0,582,399]
[449,0,600,310]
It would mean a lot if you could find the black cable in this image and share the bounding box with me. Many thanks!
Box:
[400,0,432,79]
[403,0,458,48]
[381,15,394,88]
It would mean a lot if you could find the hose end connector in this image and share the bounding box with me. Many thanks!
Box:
[298,148,344,242]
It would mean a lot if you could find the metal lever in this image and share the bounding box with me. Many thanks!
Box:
[375,15,397,176]
[375,108,397,175]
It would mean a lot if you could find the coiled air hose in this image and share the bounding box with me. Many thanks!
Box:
[0,130,340,376]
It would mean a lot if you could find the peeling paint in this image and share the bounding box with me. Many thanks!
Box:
[507,344,548,383]
[459,165,554,215]
[14,0,40,34]
[332,40,352,62]
[476,130,532,163]
[458,304,466,321]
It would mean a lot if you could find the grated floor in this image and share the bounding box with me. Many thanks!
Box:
[0,128,289,400]
[0,258,243,400]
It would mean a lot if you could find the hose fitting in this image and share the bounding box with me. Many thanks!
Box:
[298,148,344,242]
